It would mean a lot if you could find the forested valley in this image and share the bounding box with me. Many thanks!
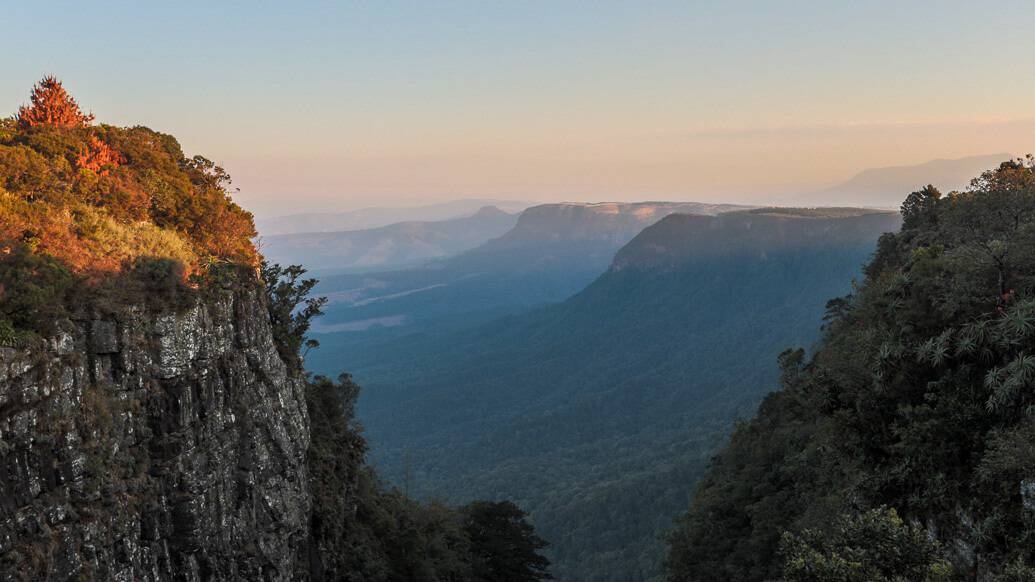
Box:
[314,208,900,580]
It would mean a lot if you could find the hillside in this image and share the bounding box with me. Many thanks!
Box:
[318,207,899,581]
[666,160,1035,580]
[259,205,517,272]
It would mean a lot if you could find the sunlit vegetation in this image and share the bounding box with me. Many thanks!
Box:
[665,159,1035,581]
[0,77,258,345]
[0,77,256,272]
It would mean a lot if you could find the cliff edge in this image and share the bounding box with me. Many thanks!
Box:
[0,286,310,580]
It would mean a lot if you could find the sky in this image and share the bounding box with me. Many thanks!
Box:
[5,1,1035,217]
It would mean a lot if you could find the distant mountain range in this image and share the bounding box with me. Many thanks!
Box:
[256,198,530,235]
[258,205,518,272]
[305,201,750,336]
[313,207,900,581]
[802,153,1012,207]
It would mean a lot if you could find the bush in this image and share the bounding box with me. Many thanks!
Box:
[779,508,952,582]
[0,244,75,341]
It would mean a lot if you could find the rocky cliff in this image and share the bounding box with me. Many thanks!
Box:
[0,286,310,581]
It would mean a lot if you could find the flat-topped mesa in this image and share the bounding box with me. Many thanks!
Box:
[489,201,750,247]
[611,207,902,271]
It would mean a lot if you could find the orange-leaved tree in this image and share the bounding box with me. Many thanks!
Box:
[17,76,95,129]
[76,135,124,175]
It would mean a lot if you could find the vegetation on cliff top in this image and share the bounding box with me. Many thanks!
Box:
[0,77,259,345]
[665,159,1035,580]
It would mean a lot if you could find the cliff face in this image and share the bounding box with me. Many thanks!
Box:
[0,287,310,581]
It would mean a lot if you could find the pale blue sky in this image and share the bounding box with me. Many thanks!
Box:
[5,1,1035,216]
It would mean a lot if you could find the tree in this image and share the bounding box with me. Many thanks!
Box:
[17,76,94,129]
[462,501,552,581]
[779,508,952,582]
[306,373,367,580]
[900,184,941,229]
[991,559,1035,582]
[0,244,75,343]
[260,261,327,371]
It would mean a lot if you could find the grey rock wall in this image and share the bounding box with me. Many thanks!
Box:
[0,287,310,581]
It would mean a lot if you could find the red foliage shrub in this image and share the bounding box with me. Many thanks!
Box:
[17,76,94,129]
[76,135,124,175]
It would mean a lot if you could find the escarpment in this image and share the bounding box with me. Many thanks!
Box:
[0,286,310,580]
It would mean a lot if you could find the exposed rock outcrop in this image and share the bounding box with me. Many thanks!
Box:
[0,287,310,581]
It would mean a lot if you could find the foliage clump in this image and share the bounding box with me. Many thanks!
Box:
[2,76,257,272]
[779,508,951,582]
[260,262,327,372]
[665,158,1035,580]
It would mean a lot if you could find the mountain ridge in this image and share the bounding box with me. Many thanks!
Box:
[257,198,530,235]
[801,153,1013,207]
[258,204,518,272]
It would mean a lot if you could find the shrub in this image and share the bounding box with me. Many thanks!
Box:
[0,243,75,340]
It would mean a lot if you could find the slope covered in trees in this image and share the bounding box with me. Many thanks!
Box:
[313,208,899,581]
[666,159,1035,581]
[303,371,552,582]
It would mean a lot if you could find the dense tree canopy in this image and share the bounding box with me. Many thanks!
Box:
[303,374,554,582]
[666,159,1035,581]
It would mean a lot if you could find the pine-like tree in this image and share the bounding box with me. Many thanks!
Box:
[462,501,552,581]
[17,76,95,129]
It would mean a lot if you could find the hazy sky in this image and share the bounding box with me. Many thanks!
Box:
[6,1,1035,217]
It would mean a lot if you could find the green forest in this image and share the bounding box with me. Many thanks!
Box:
[665,160,1035,581]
